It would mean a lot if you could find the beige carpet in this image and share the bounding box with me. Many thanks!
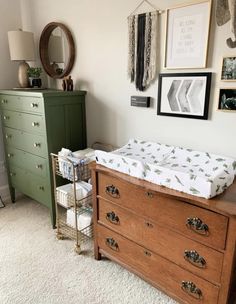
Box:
[0,197,178,304]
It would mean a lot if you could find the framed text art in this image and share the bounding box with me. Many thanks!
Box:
[164,0,212,69]
[157,73,212,119]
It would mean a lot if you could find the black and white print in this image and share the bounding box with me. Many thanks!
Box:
[218,89,236,111]
[157,73,212,120]
[221,57,236,81]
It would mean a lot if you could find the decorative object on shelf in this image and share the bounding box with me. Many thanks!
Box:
[164,0,212,69]
[27,67,42,88]
[7,29,35,88]
[62,75,73,91]
[218,88,236,111]
[128,0,164,91]
[157,73,212,120]
[221,56,236,80]
[216,0,236,48]
[39,22,75,79]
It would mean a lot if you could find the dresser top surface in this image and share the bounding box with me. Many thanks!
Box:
[91,162,236,217]
[0,89,87,97]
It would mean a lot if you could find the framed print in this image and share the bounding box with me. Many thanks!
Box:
[218,89,236,111]
[221,57,236,81]
[157,73,212,119]
[164,0,212,69]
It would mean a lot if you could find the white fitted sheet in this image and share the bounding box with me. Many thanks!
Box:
[95,139,236,199]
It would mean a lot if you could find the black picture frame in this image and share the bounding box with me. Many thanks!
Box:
[157,73,212,120]
[218,88,236,111]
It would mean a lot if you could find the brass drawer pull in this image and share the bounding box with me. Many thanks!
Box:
[144,250,152,257]
[186,217,209,236]
[181,281,202,299]
[5,134,12,139]
[36,164,43,169]
[7,153,13,158]
[105,185,120,198]
[31,103,38,108]
[33,143,41,148]
[39,186,44,191]
[3,116,10,120]
[106,211,120,225]
[184,250,206,268]
[145,222,153,228]
[105,237,119,251]
[32,122,39,127]
[1,99,8,104]
[145,191,153,198]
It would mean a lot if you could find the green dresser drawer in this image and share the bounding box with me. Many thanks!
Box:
[2,110,46,134]
[3,127,47,157]
[9,165,51,207]
[6,147,48,178]
[0,94,44,114]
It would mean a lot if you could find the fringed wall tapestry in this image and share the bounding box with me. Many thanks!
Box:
[128,6,159,91]
[216,0,236,48]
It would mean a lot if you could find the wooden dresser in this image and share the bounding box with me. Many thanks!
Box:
[91,163,236,304]
[0,90,87,226]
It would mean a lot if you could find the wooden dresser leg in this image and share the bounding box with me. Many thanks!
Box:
[94,246,101,260]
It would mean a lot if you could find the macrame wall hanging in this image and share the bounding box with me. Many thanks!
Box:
[128,0,163,91]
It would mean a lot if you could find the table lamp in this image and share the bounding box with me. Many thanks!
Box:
[8,29,35,88]
[48,34,64,74]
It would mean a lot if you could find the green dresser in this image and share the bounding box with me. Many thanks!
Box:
[0,90,87,227]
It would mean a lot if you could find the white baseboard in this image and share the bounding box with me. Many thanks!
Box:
[0,184,10,201]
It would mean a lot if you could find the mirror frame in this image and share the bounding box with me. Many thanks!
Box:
[39,22,75,79]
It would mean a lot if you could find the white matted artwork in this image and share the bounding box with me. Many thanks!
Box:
[157,73,212,120]
[164,0,212,69]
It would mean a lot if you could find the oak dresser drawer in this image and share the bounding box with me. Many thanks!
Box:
[97,224,219,304]
[1,94,44,114]
[2,110,46,134]
[98,173,228,250]
[6,147,48,178]
[98,198,223,284]
[3,127,47,157]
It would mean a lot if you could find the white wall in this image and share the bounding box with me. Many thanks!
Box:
[0,0,22,198]
[21,0,236,158]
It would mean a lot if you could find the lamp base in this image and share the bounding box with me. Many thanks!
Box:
[18,61,30,88]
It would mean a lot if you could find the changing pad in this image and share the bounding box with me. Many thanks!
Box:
[95,139,236,199]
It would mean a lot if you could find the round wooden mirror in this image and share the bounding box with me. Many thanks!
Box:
[39,22,75,79]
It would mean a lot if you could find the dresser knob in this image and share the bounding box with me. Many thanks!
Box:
[1,99,8,104]
[186,217,209,236]
[7,153,13,158]
[38,186,44,191]
[105,237,119,251]
[145,191,153,198]
[10,172,16,177]
[32,122,39,127]
[5,134,12,139]
[3,116,10,120]
[184,250,206,268]
[105,185,120,198]
[181,281,202,299]
[106,211,120,225]
[31,103,38,108]
[33,143,41,148]
[36,164,43,169]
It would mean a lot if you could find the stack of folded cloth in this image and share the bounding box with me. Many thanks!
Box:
[58,148,95,181]
[67,208,93,237]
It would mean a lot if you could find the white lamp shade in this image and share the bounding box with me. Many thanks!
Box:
[8,30,35,61]
[48,35,64,63]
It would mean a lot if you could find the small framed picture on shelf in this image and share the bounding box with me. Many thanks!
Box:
[218,88,236,111]
[221,57,236,81]
[164,0,212,69]
[157,73,212,120]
